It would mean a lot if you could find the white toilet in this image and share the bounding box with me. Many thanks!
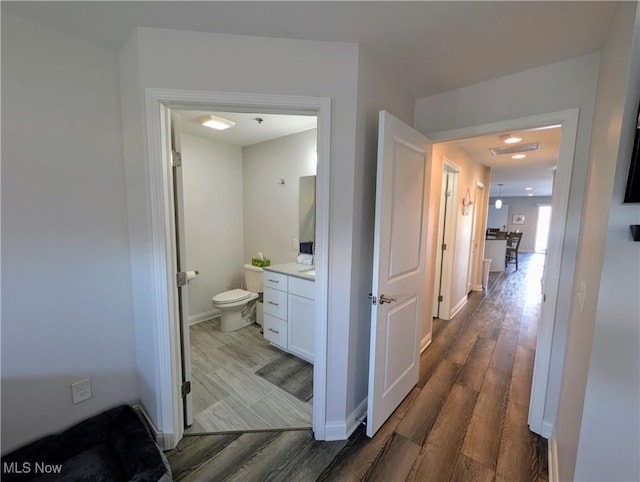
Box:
[212,264,263,332]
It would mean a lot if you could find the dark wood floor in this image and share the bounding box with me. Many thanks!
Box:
[166,253,548,481]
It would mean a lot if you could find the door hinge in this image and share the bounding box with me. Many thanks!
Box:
[176,272,187,287]
[543,293,547,302]
[438,295,443,302]
[181,381,191,398]
[368,293,377,305]
[172,150,182,167]
[442,243,447,251]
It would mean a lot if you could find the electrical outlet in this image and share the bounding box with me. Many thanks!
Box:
[71,378,92,404]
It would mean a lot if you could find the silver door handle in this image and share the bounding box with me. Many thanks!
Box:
[379,294,398,305]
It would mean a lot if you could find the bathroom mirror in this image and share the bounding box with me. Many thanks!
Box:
[299,175,316,252]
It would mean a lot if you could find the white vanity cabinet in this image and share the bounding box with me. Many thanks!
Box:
[263,269,314,363]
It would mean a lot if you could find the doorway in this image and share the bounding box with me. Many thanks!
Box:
[429,109,579,438]
[535,205,552,253]
[144,89,331,447]
[433,160,460,320]
[172,109,318,433]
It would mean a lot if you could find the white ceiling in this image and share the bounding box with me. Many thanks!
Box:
[6,2,608,194]
[177,110,317,147]
[3,1,617,98]
[454,126,561,198]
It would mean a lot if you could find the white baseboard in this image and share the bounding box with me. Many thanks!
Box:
[548,429,559,482]
[132,403,166,447]
[324,398,367,441]
[188,309,219,325]
[449,296,468,319]
[541,420,554,438]
[420,333,433,353]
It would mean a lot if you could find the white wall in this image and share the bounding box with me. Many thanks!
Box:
[347,47,416,419]
[486,204,509,231]
[182,134,244,319]
[118,26,360,437]
[556,3,639,480]
[415,53,600,433]
[243,129,317,266]
[1,13,138,453]
[488,196,553,252]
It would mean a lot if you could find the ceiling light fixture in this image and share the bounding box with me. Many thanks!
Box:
[512,154,526,159]
[501,134,522,144]
[495,183,504,209]
[200,115,235,131]
[525,187,533,191]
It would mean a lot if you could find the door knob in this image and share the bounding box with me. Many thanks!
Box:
[379,294,398,305]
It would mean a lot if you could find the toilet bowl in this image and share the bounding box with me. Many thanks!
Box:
[212,265,264,332]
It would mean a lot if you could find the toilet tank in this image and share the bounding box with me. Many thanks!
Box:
[243,264,264,293]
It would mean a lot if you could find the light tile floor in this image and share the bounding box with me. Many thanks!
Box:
[186,319,313,433]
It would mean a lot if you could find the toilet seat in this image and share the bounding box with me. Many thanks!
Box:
[212,288,253,305]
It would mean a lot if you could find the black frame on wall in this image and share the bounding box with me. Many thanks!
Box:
[623,103,640,203]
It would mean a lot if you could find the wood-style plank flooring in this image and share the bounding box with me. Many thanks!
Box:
[187,319,312,433]
[167,253,548,481]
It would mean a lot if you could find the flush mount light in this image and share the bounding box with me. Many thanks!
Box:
[528,193,533,197]
[512,154,527,159]
[490,142,540,156]
[200,115,235,131]
[501,134,522,144]
[525,187,533,191]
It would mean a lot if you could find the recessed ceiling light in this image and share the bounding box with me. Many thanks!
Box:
[528,193,533,197]
[525,187,533,191]
[200,115,235,131]
[501,134,522,144]
[512,154,526,159]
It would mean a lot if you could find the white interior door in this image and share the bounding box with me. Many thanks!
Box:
[366,111,432,437]
[467,182,485,292]
[169,112,193,427]
[433,163,459,321]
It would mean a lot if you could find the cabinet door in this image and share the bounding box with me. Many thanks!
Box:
[287,294,315,363]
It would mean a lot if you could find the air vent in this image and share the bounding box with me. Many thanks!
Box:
[490,142,540,156]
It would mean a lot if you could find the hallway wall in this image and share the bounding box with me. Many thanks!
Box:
[430,142,491,320]
[558,3,639,480]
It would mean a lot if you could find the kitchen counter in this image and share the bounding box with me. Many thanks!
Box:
[264,262,315,281]
[484,239,507,272]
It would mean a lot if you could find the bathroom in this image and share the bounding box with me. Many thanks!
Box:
[177,110,317,433]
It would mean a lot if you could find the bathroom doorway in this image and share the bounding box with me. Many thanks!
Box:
[172,108,319,434]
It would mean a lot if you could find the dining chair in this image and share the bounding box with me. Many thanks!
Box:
[505,232,523,270]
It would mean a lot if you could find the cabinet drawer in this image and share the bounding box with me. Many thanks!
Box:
[289,276,315,300]
[264,314,287,349]
[263,271,288,291]
[263,287,287,320]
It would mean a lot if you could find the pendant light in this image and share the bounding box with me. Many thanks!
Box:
[495,183,503,209]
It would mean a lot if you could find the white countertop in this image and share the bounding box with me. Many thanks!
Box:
[264,262,315,281]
